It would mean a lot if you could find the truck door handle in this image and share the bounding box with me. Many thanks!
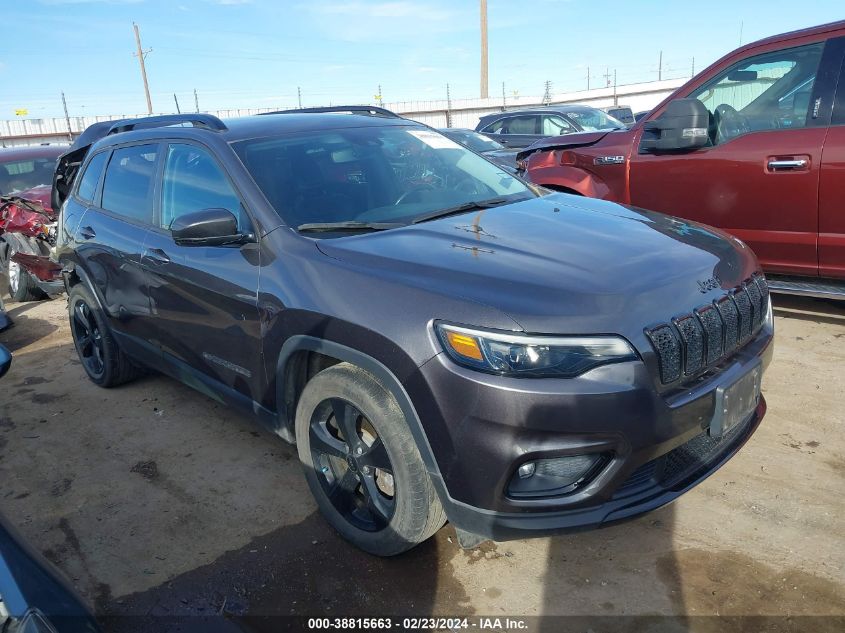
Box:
[78,226,96,240]
[767,158,808,171]
[144,248,170,265]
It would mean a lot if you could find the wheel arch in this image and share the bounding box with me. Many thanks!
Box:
[275,336,442,477]
[62,262,106,311]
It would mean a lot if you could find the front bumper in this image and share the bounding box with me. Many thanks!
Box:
[408,324,774,541]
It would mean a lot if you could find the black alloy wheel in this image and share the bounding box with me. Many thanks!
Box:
[309,397,396,531]
[71,299,105,379]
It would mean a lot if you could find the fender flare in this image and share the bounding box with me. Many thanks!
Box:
[62,262,106,311]
[275,335,463,519]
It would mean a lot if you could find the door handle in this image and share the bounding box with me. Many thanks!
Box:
[144,248,170,265]
[767,158,808,171]
[78,226,96,240]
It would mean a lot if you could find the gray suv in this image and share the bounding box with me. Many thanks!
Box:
[54,107,773,555]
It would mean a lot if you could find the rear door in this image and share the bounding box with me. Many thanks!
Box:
[73,143,159,355]
[818,41,845,279]
[141,141,262,402]
[629,39,839,277]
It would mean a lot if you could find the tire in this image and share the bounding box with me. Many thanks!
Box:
[6,247,45,302]
[67,283,140,388]
[295,362,446,556]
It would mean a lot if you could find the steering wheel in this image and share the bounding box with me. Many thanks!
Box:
[394,183,435,205]
[713,104,749,142]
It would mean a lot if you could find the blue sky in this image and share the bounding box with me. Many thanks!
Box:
[1,0,842,118]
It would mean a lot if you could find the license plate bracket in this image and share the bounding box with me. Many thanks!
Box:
[710,361,763,440]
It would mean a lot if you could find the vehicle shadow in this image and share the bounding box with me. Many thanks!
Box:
[0,300,59,351]
[771,294,845,326]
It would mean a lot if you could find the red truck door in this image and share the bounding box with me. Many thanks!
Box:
[629,39,839,278]
[818,49,845,279]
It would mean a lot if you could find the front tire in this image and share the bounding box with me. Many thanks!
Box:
[295,362,446,556]
[67,284,139,387]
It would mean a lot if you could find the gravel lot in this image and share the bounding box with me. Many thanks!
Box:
[0,294,843,631]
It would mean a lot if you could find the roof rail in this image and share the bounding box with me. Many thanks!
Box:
[259,106,402,118]
[107,113,227,136]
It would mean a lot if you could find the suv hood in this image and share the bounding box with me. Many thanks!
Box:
[516,130,615,161]
[315,194,758,338]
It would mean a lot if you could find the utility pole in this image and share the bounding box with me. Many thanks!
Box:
[480,0,489,98]
[658,50,663,81]
[613,69,618,105]
[446,83,453,128]
[543,80,552,105]
[603,67,612,87]
[173,93,181,114]
[60,91,73,140]
[376,85,383,107]
[194,88,199,113]
[132,22,153,114]
[297,86,302,108]
[502,81,506,109]
[691,57,695,77]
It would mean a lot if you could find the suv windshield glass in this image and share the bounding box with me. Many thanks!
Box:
[565,108,623,131]
[233,125,532,231]
[443,129,504,153]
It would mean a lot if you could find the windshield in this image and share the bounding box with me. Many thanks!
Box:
[566,108,624,131]
[0,157,56,196]
[441,129,505,153]
[234,125,533,232]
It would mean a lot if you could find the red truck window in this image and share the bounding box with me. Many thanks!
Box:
[690,42,824,145]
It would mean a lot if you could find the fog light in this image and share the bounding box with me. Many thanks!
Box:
[508,453,608,499]
[518,462,536,479]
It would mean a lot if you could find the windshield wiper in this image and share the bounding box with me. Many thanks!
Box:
[297,221,406,233]
[412,196,521,224]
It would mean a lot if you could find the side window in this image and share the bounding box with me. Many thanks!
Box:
[541,115,575,135]
[160,144,245,231]
[75,151,109,203]
[101,144,158,223]
[504,116,538,135]
[483,118,507,134]
[690,42,824,145]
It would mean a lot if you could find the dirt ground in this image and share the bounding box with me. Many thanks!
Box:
[0,293,843,632]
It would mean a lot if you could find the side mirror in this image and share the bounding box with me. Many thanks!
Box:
[0,344,11,380]
[170,208,252,247]
[639,98,711,153]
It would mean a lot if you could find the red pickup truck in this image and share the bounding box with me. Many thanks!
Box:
[519,20,845,299]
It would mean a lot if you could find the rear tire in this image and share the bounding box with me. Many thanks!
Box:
[295,362,446,556]
[6,248,45,302]
[67,284,140,387]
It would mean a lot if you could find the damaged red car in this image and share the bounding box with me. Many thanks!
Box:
[0,145,65,301]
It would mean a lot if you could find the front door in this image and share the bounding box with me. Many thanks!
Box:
[818,48,845,280]
[142,142,263,402]
[629,40,834,277]
[482,115,542,148]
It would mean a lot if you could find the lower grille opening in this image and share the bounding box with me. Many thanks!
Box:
[613,411,754,500]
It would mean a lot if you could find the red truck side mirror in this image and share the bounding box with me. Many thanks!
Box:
[639,98,711,153]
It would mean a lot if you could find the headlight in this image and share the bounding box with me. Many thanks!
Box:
[435,323,638,378]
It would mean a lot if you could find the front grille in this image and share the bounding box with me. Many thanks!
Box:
[646,274,768,385]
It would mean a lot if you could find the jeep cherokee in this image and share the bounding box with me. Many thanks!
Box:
[54,107,774,555]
